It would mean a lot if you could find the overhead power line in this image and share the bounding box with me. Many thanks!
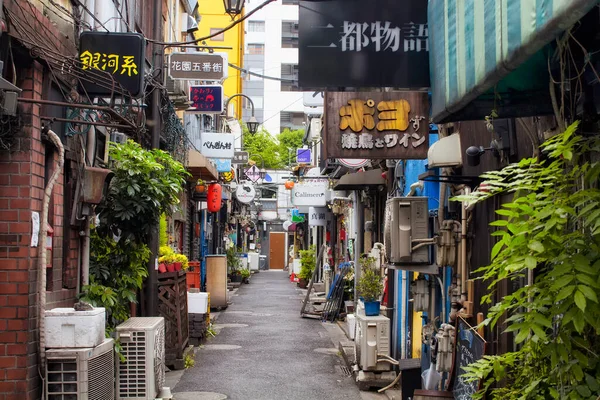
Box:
[228,63,297,83]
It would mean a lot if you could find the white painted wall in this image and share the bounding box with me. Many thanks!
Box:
[245,0,305,135]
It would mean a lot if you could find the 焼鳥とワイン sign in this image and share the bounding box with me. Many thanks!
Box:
[324,92,429,160]
[78,32,145,97]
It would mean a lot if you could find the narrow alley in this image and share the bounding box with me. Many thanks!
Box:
[170,271,384,400]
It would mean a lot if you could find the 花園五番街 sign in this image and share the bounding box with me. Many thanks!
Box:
[78,32,145,97]
[168,53,228,81]
[324,92,429,160]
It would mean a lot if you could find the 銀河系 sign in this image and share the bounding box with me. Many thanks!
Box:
[78,32,145,97]
[324,92,429,160]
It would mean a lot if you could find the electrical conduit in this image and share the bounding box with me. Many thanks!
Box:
[38,129,64,384]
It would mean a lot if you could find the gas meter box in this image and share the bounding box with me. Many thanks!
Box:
[384,197,429,265]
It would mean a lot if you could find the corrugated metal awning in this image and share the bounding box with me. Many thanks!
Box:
[429,0,599,123]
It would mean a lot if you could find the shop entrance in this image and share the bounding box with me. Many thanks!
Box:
[268,232,286,269]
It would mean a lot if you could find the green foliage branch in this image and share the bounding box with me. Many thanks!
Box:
[298,245,316,280]
[356,254,382,302]
[456,122,600,399]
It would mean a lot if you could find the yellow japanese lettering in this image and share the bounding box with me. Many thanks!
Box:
[339,99,375,133]
[80,50,93,70]
[376,100,410,131]
[120,56,138,76]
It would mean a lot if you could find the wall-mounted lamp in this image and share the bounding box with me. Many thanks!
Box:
[223,0,245,17]
[466,139,507,166]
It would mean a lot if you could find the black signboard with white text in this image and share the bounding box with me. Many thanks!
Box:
[299,0,429,90]
[79,32,145,97]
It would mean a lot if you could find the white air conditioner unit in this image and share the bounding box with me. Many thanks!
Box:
[355,313,391,372]
[46,338,115,400]
[116,317,165,400]
[384,197,429,265]
[110,132,129,145]
[165,75,188,97]
[309,117,322,142]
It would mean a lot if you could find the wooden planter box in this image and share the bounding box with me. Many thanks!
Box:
[158,270,189,369]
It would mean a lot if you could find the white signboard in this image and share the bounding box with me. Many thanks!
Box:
[338,158,369,169]
[303,91,324,107]
[308,207,329,227]
[236,183,256,204]
[200,132,234,159]
[292,178,328,207]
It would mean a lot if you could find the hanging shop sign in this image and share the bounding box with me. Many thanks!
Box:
[244,165,262,183]
[79,32,145,97]
[235,183,256,204]
[221,168,235,183]
[308,207,329,227]
[232,151,249,165]
[337,159,368,169]
[296,148,311,164]
[188,85,224,114]
[168,52,228,81]
[292,178,328,207]
[298,0,428,89]
[291,209,305,223]
[214,159,232,173]
[324,91,429,160]
[199,132,234,159]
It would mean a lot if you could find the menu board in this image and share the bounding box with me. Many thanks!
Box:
[452,317,486,400]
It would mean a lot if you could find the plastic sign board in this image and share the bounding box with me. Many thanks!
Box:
[235,183,256,204]
[199,132,234,159]
[233,151,249,164]
[296,148,311,164]
[308,207,329,227]
[291,209,305,223]
[244,165,261,183]
[292,178,328,207]
[299,0,429,89]
[338,158,369,169]
[188,85,224,114]
[214,159,232,173]
[79,32,145,97]
[168,52,228,81]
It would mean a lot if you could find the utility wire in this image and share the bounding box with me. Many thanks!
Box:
[228,63,297,83]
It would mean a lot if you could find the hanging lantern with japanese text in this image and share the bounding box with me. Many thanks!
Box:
[207,183,222,212]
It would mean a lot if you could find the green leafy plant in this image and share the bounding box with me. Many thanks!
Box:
[184,353,195,369]
[81,229,150,332]
[456,121,600,399]
[298,245,316,280]
[159,214,168,247]
[226,246,241,275]
[356,254,382,302]
[240,269,250,279]
[97,140,189,242]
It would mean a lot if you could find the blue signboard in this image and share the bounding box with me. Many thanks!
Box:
[296,148,311,164]
[188,85,224,114]
[214,159,232,172]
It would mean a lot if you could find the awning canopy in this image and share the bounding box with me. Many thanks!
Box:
[186,150,218,181]
[334,168,386,190]
[429,0,598,123]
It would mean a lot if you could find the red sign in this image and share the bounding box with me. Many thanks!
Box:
[188,85,224,114]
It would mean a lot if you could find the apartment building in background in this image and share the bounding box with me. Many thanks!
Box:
[242,0,305,134]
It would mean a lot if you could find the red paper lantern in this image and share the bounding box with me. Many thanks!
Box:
[285,181,295,190]
[207,183,222,212]
[340,228,346,241]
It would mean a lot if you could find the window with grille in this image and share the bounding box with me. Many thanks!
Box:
[248,44,265,55]
[281,64,299,91]
[210,28,225,41]
[248,21,265,32]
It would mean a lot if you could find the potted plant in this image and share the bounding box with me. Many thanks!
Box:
[297,245,316,289]
[173,253,189,271]
[195,178,207,193]
[159,245,176,272]
[226,246,243,282]
[241,269,250,284]
[356,254,383,316]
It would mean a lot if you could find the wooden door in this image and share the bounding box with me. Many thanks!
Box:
[269,232,286,270]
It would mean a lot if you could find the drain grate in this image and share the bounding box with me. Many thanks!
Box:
[339,365,353,376]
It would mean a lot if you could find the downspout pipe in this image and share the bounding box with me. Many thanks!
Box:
[460,187,470,303]
[39,128,64,386]
[81,126,96,287]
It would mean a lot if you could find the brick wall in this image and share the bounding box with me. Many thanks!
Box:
[0,2,79,398]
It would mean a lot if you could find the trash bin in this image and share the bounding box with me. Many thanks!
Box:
[259,255,267,270]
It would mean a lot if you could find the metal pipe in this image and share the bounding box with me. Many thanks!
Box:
[81,127,96,287]
[436,275,446,324]
[40,116,132,130]
[460,187,470,302]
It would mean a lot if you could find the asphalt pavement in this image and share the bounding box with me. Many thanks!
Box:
[172,270,383,400]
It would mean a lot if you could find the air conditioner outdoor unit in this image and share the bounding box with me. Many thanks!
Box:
[110,132,129,145]
[354,312,391,372]
[115,317,165,400]
[384,197,429,265]
[165,75,188,97]
[45,338,115,400]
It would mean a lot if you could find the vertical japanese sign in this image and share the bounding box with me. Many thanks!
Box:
[299,0,428,89]
[168,53,228,81]
[324,92,429,160]
[308,207,329,227]
[79,32,145,97]
[188,85,224,114]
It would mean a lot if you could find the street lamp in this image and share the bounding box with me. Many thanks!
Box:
[224,93,260,134]
[223,0,245,17]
